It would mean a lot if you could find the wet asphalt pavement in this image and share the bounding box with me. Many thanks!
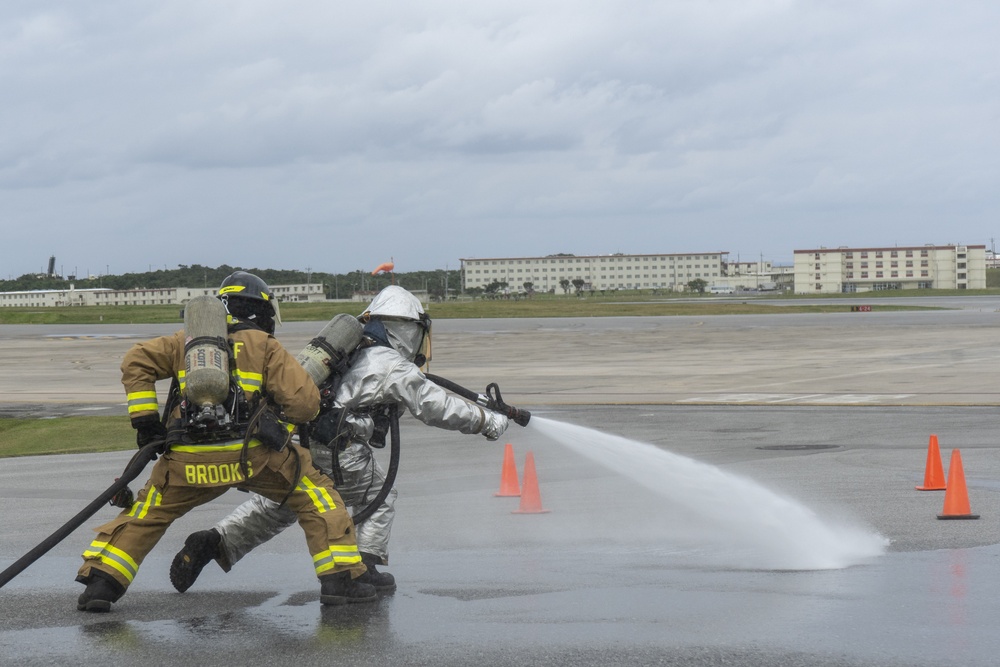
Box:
[3,298,1000,666]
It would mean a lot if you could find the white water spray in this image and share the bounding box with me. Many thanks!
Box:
[530,417,888,570]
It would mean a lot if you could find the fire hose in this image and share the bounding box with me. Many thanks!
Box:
[425,374,531,427]
[0,441,161,589]
[0,380,181,590]
[0,377,528,588]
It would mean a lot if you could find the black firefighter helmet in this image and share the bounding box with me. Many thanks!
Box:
[217,271,280,334]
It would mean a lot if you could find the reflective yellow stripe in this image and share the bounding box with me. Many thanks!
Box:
[298,476,337,513]
[82,540,139,583]
[178,368,260,395]
[236,370,262,392]
[313,545,362,574]
[170,440,263,453]
[127,485,162,520]
[126,391,158,414]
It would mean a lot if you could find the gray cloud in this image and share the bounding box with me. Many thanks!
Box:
[2,1,998,279]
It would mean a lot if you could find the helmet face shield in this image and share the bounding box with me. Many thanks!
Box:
[382,318,430,368]
[416,313,431,370]
[270,298,282,327]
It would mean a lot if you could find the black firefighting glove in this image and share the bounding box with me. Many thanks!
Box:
[109,479,134,509]
[311,408,344,448]
[132,414,168,457]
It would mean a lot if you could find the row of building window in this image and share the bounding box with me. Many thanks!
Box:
[824,272,930,279]
[472,265,714,273]
[834,281,937,291]
[466,256,719,266]
[816,261,932,270]
[0,299,174,306]
[475,273,719,281]
[0,284,325,308]
[815,250,931,260]
[817,271,968,280]
[475,266,719,278]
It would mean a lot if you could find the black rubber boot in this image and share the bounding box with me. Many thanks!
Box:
[170,529,221,593]
[76,570,125,613]
[356,552,396,592]
[319,571,377,605]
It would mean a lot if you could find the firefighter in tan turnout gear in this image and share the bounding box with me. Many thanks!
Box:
[75,271,375,612]
[169,285,509,594]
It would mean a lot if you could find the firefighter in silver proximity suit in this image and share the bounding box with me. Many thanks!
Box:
[169,285,509,593]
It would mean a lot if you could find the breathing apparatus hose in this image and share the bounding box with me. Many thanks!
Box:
[332,374,525,527]
[325,373,527,528]
[424,374,531,427]
[350,405,401,526]
[0,379,180,589]
[0,441,160,589]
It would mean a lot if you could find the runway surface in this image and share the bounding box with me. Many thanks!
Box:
[2,296,1000,666]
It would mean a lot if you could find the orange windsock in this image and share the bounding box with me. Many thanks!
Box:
[937,449,979,520]
[371,261,395,276]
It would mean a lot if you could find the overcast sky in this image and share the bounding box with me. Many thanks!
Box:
[2,1,998,279]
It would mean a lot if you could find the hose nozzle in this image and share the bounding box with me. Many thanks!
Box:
[485,383,531,427]
[423,373,531,427]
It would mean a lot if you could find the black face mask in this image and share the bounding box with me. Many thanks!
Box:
[362,319,391,347]
[223,296,275,335]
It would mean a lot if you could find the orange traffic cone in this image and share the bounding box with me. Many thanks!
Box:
[512,451,549,514]
[937,449,979,520]
[494,443,520,497]
[916,434,946,491]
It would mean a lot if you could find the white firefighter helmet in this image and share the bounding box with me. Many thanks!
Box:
[361,286,431,366]
[363,285,425,320]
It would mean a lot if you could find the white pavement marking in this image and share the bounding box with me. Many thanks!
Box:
[678,393,916,405]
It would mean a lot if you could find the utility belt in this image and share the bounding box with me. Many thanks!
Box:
[166,431,264,454]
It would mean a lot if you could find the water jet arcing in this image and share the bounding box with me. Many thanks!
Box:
[530,416,888,570]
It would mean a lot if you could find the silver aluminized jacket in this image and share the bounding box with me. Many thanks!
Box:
[215,344,492,567]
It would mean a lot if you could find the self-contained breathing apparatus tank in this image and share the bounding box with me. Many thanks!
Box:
[182,295,234,436]
[296,313,365,385]
[295,312,400,526]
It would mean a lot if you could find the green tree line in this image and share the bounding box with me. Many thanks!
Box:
[0,265,463,300]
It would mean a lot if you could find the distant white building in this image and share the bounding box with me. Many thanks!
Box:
[986,250,1000,269]
[793,244,986,294]
[460,252,729,292]
[0,283,326,307]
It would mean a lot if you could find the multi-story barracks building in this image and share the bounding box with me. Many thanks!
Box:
[793,244,986,294]
[460,252,729,293]
[0,283,326,307]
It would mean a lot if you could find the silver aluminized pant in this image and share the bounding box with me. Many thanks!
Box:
[214,441,397,569]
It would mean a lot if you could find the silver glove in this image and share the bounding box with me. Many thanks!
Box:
[481,410,509,441]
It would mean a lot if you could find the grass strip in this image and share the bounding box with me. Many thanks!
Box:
[0,416,134,458]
